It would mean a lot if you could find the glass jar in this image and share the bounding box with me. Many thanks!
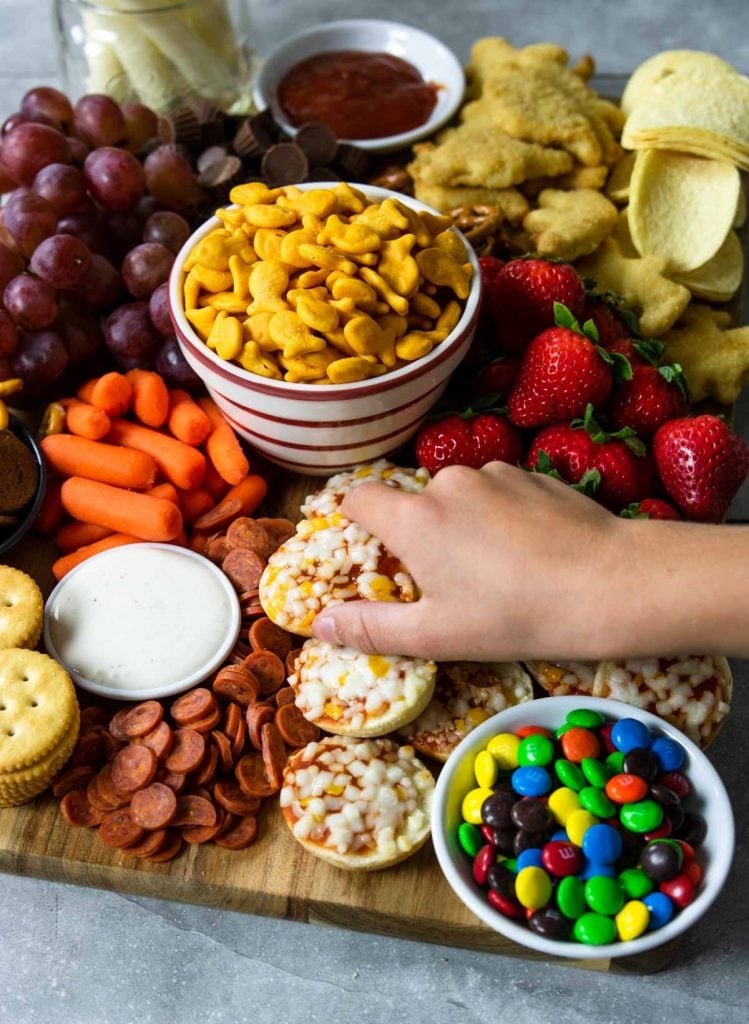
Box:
[55,0,253,114]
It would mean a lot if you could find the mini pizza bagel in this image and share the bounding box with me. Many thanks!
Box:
[593,654,732,748]
[300,460,430,520]
[288,639,437,737]
[401,661,533,762]
[280,735,434,871]
[259,514,417,637]
[524,660,598,696]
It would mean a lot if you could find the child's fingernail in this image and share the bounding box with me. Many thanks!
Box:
[312,612,338,645]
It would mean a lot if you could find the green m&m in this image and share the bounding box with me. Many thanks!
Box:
[574,912,618,945]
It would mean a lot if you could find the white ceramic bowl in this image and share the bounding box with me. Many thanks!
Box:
[252,19,464,152]
[169,183,482,475]
[432,696,734,959]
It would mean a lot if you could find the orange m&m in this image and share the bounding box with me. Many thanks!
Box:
[561,727,600,763]
[605,773,648,804]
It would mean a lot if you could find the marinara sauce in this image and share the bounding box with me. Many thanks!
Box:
[278,49,439,140]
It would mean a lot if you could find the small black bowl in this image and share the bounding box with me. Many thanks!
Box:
[0,413,47,557]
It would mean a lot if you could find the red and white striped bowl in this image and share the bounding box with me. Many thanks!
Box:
[169,184,482,474]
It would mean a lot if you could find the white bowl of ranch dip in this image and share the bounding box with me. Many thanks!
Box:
[44,543,241,701]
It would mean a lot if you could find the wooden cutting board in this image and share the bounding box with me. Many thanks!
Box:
[0,470,680,975]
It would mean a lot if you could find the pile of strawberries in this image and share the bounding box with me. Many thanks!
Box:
[415,257,749,523]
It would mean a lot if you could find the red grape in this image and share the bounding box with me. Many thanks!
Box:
[1,123,70,185]
[122,102,158,154]
[144,146,205,210]
[4,190,57,256]
[4,274,59,330]
[30,234,91,289]
[11,328,69,393]
[73,94,126,148]
[57,211,109,258]
[105,301,163,361]
[57,297,103,364]
[21,87,73,130]
[0,309,18,356]
[106,210,142,260]
[134,194,161,223]
[122,242,174,298]
[75,253,123,309]
[0,156,17,193]
[33,162,86,214]
[148,282,173,336]
[0,242,25,292]
[2,111,61,137]
[155,335,201,391]
[84,146,145,209]
[66,136,90,165]
[143,210,190,254]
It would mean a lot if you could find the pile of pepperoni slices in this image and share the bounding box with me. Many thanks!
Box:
[54,613,321,862]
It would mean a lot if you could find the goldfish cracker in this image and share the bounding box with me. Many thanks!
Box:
[317,214,381,255]
[281,188,337,218]
[270,311,327,359]
[280,349,338,383]
[244,204,297,229]
[238,341,283,379]
[297,243,358,276]
[200,291,247,314]
[411,292,442,319]
[297,267,328,289]
[280,228,317,268]
[378,235,419,297]
[247,260,289,316]
[242,312,278,351]
[378,312,409,339]
[344,315,396,368]
[330,276,378,310]
[287,286,329,309]
[216,205,246,230]
[324,329,356,356]
[415,248,473,299]
[327,357,378,384]
[185,230,237,272]
[185,306,217,340]
[432,227,469,262]
[355,198,409,238]
[228,255,250,300]
[229,183,284,205]
[253,227,287,262]
[183,273,200,309]
[396,332,435,362]
[331,182,366,215]
[206,313,243,361]
[393,200,432,248]
[358,267,409,315]
[191,266,233,292]
[296,294,339,333]
[436,300,463,335]
[301,212,324,236]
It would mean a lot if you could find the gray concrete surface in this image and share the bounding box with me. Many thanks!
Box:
[1,2,748,1022]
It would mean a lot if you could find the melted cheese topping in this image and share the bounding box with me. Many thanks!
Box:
[259,515,416,634]
[290,639,436,732]
[301,460,430,520]
[598,655,730,745]
[281,736,434,857]
[403,662,533,755]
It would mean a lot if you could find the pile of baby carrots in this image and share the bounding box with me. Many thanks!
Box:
[36,369,267,580]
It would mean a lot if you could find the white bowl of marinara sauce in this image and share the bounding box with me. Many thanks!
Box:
[43,543,241,701]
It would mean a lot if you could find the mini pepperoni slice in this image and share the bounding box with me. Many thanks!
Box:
[213,665,260,707]
[157,769,187,794]
[221,548,266,593]
[147,830,184,863]
[229,716,246,762]
[274,687,295,708]
[101,731,124,761]
[99,808,146,849]
[94,763,129,809]
[274,703,322,748]
[242,651,285,696]
[249,617,294,660]
[86,773,112,812]
[236,752,278,798]
[246,702,276,750]
[255,516,295,551]
[223,701,242,741]
[191,741,218,786]
[130,782,177,830]
[211,730,234,774]
[60,789,104,827]
[226,517,270,555]
[111,744,158,793]
[170,688,215,726]
[80,706,109,731]
[181,808,225,844]
[194,497,242,532]
[285,648,303,678]
[120,700,163,738]
[188,705,222,734]
[108,708,132,741]
[260,722,287,790]
[138,721,173,761]
[52,765,96,798]
[241,602,265,621]
[215,814,259,850]
[171,794,217,828]
[228,639,252,664]
[214,777,261,817]
[206,535,231,565]
[69,727,107,769]
[122,828,169,859]
[165,729,205,774]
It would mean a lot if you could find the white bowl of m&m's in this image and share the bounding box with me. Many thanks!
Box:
[432,696,734,959]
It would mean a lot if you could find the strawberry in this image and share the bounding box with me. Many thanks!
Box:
[608,362,689,437]
[491,258,585,353]
[653,414,749,522]
[507,305,627,429]
[581,299,629,347]
[473,356,522,400]
[605,337,665,368]
[620,498,681,521]
[415,406,523,475]
[526,405,654,509]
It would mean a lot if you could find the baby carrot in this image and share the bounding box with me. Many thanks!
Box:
[178,488,215,525]
[33,477,64,534]
[52,533,141,580]
[193,474,267,531]
[126,369,169,428]
[198,397,250,485]
[65,399,111,441]
[168,390,212,446]
[55,521,112,554]
[78,372,132,417]
[41,434,158,490]
[106,419,206,490]
[61,477,183,542]
[147,482,180,504]
[203,460,230,499]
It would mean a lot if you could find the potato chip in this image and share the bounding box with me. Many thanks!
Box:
[629,149,740,272]
[733,188,746,228]
[621,50,736,116]
[604,151,635,203]
[671,230,743,302]
[621,68,749,171]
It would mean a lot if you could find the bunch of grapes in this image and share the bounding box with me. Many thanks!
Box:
[0,87,207,397]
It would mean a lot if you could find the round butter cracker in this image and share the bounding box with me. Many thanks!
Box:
[0,566,43,651]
